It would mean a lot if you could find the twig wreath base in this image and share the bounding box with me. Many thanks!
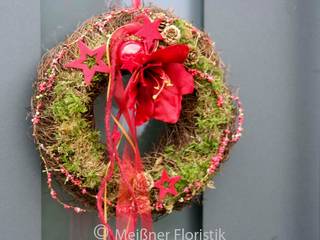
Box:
[32,7,243,217]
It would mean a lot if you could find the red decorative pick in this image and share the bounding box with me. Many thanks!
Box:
[132,0,142,9]
[65,41,110,85]
[119,40,145,72]
[135,16,163,51]
[154,169,181,201]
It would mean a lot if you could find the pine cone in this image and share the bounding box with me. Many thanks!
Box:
[151,12,171,32]
[186,48,200,66]
[162,25,181,45]
[159,19,170,32]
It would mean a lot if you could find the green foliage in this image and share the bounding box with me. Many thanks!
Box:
[176,161,210,190]
[159,75,235,199]
[57,142,75,163]
[92,73,106,83]
[174,19,196,46]
[47,71,107,188]
[196,56,215,74]
[51,91,87,121]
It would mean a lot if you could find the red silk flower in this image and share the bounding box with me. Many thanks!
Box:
[121,44,195,126]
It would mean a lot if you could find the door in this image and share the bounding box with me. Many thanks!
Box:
[0,1,41,240]
[203,0,320,239]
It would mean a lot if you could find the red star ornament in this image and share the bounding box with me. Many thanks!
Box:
[135,16,163,51]
[154,169,181,201]
[65,41,110,85]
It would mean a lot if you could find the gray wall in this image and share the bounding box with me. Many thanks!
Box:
[204,0,320,239]
[0,1,41,240]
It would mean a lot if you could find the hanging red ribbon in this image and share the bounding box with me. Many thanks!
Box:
[62,2,195,238]
[96,20,154,240]
[132,0,142,9]
[94,4,195,239]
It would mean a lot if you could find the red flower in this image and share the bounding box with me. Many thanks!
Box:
[122,44,195,126]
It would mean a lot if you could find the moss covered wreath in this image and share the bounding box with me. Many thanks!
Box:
[32,3,243,237]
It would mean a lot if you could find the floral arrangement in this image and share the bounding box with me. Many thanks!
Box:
[32,1,243,239]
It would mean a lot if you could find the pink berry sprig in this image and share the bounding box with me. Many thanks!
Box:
[207,95,244,174]
[33,48,67,126]
[207,129,231,174]
[46,171,86,214]
[230,96,244,143]
[188,68,215,82]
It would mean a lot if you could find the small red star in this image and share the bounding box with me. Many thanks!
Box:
[65,41,110,85]
[135,16,163,51]
[154,169,181,201]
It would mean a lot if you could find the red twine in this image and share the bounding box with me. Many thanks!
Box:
[132,0,142,9]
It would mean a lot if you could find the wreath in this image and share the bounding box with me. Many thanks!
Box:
[32,2,243,238]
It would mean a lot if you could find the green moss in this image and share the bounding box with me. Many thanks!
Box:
[47,70,107,188]
[52,117,106,187]
[47,68,53,75]
[39,11,237,201]
[92,73,106,83]
[197,56,215,73]
[148,17,236,205]
[51,91,88,121]
[158,76,234,198]
[84,55,97,69]
[176,161,210,190]
[174,19,196,46]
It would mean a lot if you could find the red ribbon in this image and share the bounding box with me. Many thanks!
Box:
[96,20,153,240]
[132,0,142,9]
